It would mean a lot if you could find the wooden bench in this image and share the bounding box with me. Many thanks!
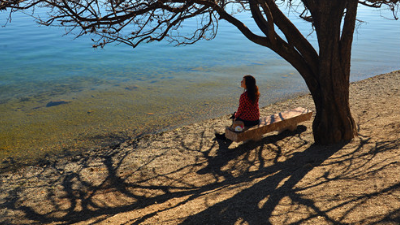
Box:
[225,107,313,142]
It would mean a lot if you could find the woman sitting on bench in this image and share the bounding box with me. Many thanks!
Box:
[215,75,260,140]
[233,75,260,127]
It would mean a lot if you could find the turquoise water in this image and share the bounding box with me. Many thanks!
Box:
[0,5,399,168]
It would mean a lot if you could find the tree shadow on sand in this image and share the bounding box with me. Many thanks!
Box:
[184,133,400,224]
[1,125,400,224]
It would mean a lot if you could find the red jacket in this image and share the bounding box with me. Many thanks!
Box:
[235,91,259,121]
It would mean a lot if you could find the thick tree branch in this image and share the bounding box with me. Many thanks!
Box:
[212,2,270,47]
[340,0,358,73]
[264,0,319,83]
[249,0,275,45]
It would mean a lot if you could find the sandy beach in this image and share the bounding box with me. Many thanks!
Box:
[1,70,399,224]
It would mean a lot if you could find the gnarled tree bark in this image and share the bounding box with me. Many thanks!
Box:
[307,0,359,144]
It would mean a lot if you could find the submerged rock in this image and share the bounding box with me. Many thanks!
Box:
[46,100,72,107]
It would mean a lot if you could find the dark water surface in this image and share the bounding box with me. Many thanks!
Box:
[0,5,399,170]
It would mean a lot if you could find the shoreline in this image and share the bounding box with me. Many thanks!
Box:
[1,70,399,173]
[0,71,309,172]
[1,70,399,224]
[1,64,398,172]
[0,70,400,173]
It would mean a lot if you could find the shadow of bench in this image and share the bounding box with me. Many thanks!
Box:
[225,107,313,142]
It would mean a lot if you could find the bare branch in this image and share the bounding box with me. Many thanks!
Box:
[359,0,399,19]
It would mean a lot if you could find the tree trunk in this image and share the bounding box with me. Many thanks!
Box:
[311,68,357,145]
[308,0,358,144]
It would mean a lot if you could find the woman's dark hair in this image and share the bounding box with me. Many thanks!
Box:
[244,75,260,104]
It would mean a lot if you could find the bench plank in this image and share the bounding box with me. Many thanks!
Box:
[225,107,313,142]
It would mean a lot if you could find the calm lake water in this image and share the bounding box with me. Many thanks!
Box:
[0,4,399,169]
